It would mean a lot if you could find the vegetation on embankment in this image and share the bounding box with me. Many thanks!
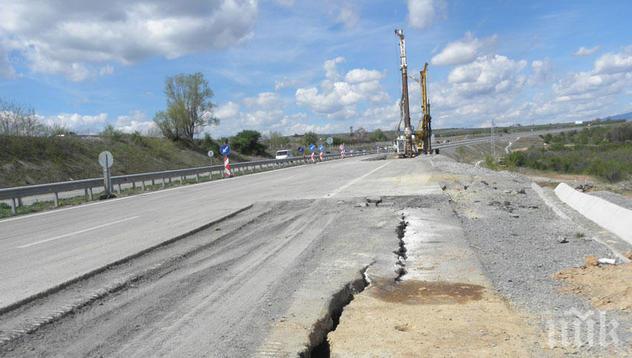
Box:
[500,122,632,183]
[0,133,220,187]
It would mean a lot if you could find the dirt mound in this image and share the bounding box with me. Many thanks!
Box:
[555,262,632,311]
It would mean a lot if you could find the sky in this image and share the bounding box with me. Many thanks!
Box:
[0,0,631,137]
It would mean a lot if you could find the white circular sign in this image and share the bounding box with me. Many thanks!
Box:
[98,151,114,168]
[207,150,214,158]
[326,136,333,145]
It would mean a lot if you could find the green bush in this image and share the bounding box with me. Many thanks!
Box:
[230,130,267,156]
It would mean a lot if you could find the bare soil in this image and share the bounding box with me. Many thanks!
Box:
[555,262,632,312]
[328,278,555,357]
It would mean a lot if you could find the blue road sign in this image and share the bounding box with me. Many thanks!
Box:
[319,144,325,152]
[298,146,305,153]
[220,144,231,156]
[309,144,316,152]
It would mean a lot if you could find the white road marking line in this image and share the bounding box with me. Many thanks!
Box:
[16,216,140,249]
[325,161,393,198]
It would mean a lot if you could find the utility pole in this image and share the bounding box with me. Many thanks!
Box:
[395,29,414,157]
[491,119,496,159]
[420,63,432,154]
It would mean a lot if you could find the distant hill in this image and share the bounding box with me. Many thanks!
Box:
[605,112,632,121]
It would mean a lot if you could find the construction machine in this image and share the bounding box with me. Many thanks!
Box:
[416,63,432,154]
[394,29,416,158]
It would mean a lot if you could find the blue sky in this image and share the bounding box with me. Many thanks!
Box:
[0,0,631,136]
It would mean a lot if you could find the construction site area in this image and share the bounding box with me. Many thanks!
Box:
[2,4,632,357]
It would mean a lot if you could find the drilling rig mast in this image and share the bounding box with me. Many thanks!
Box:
[394,29,415,158]
[417,63,432,154]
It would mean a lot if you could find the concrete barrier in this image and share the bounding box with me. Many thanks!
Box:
[555,183,632,245]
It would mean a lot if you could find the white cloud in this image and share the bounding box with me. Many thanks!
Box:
[529,59,552,84]
[42,113,108,134]
[344,68,383,83]
[115,111,156,133]
[431,32,496,66]
[407,0,445,29]
[99,65,114,76]
[274,78,299,90]
[337,5,359,29]
[243,92,281,108]
[215,101,240,120]
[295,58,388,119]
[574,46,600,57]
[446,55,527,97]
[594,48,632,74]
[554,48,632,103]
[324,56,345,80]
[0,0,258,80]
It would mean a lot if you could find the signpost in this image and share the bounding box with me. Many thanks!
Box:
[98,151,114,197]
[207,150,214,165]
[326,137,333,145]
[309,144,316,152]
[220,144,232,177]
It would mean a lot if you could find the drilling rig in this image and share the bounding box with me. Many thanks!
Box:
[394,29,415,158]
[416,63,432,154]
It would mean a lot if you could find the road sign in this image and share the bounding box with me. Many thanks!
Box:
[319,144,325,152]
[220,144,231,156]
[297,146,305,153]
[207,150,214,158]
[309,144,316,152]
[98,151,113,168]
[326,137,333,145]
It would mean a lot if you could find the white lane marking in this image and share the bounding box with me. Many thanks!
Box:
[325,161,393,198]
[0,156,365,224]
[16,216,140,249]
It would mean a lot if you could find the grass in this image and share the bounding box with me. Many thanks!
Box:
[0,135,226,188]
[499,122,632,183]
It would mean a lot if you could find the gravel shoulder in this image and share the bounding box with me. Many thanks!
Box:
[430,155,632,356]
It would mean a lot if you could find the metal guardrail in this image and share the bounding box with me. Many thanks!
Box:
[0,152,371,215]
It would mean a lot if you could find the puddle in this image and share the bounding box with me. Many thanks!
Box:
[370,279,484,305]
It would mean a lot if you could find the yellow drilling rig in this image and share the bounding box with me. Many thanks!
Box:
[416,63,432,154]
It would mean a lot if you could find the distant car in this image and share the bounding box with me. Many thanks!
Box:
[275,150,291,159]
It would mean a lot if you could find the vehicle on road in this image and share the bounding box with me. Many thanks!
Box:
[275,150,291,159]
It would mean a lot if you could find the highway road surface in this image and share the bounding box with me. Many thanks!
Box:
[0,155,439,313]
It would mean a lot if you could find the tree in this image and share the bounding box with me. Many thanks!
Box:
[154,72,218,142]
[269,131,290,149]
[303,131,318,146]
[369,128,387,142]
[0,99,44,136]
[231,130,266,156]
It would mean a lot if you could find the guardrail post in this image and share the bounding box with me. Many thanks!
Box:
[84,188,89,201]
[10,198,17,215]
[141,180,146,191]
[89,188,93,200]
[132,182,136,190]
[196,173,200,183]
[53,192,59,207]
[151,179,155,186]
[117,183,121,194]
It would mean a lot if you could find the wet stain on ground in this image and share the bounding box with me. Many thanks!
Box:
[370,279,485,305]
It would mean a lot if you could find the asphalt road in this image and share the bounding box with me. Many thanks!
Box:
[0,155,439,312]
